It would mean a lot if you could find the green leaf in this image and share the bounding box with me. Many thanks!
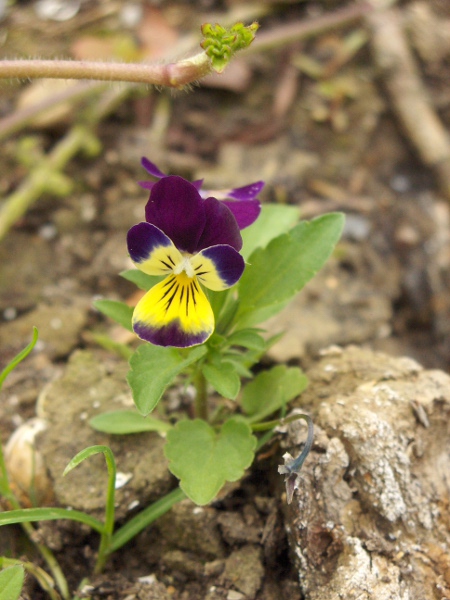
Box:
[165,418,256,505]
[241,204,300,260]
[0,565,24,600]
[241,365,308,423]
[63,445,115,477]
[120,269,162,291]
[0,327,38,391]
[128,344,207,416]
[235,213,345,327]
[203,363,241,400]
[94,299,133,331]
[0,507,104,533]
[89,410,172,435]
[227,329,267,351]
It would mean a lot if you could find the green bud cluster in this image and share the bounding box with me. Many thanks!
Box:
[201,22,259,73]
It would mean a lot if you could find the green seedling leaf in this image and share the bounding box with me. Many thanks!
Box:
[241,365,308,424]
[94,299,133,331]
[120,269,162,291]
[89,410,172,435]
[0,327,38,390]
[0,507,104,533]
[241,204,300,260]
[235,213,345,328]
[0,565,24,600]
[203,363,241,400]
[165,418,256,505]
[128,344,207,415]
[63,445,115,477]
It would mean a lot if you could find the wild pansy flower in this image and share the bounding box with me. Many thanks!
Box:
[127,175,246,348]
[139,157,263,230]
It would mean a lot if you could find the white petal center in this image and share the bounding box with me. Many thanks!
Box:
[173,255,195,278]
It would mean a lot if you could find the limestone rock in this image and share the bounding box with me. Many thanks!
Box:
[280,346,450,600]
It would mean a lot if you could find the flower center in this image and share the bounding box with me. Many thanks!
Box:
[173,255,195,279]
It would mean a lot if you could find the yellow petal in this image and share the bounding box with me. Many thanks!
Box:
[133,273,214,347]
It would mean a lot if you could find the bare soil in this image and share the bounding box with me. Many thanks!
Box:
[1,1,450,598]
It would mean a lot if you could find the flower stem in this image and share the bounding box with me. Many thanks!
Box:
[193,368,209,421]
[0,53,212,87]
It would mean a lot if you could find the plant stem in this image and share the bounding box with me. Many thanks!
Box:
[0,53,212,87]
[110,487,186,553]
[0,328,70,598]
[193,368,208,421]
[0,124,99,241]
[0,450,70,599]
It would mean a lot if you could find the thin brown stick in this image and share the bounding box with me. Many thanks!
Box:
[368,6,450,199]
[249,2,373,53]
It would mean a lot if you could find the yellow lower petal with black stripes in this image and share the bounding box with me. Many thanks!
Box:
[132,273,214,347]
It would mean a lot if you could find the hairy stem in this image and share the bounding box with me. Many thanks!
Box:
[0,53,212,87]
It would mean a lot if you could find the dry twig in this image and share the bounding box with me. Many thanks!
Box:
[367,4,450,199]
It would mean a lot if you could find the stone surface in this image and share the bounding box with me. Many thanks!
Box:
[35,350,173,520]
[280,345,450,600]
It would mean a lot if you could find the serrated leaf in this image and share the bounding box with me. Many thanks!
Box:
[165,418,256,505]
[128,344,207,416]
[94,299,133,331]
[203,363,241,399]
[0,565,25,600]
[241,204,300,260]
[235,213,345,327]
[89,410,172,435]
[241,365,308,423]
[120,269,162,291]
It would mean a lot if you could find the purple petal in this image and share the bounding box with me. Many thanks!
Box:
[221,199,261,229]
[127,222,172,264]
[138,180,156,190]
[141,157,167,179]
[127,222,183,276]
[134,320,210,347]
[193,245,245,290]
[192,179,204,191]
[195,197,242,253]
[228,181,265,201]
[145,176,206,254]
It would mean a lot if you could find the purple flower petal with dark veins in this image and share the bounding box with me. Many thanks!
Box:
[195,197,242,253]
[144,176,206,254]
[127,222,172,264]
[138,156,263,229]
[195,245,245,289]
